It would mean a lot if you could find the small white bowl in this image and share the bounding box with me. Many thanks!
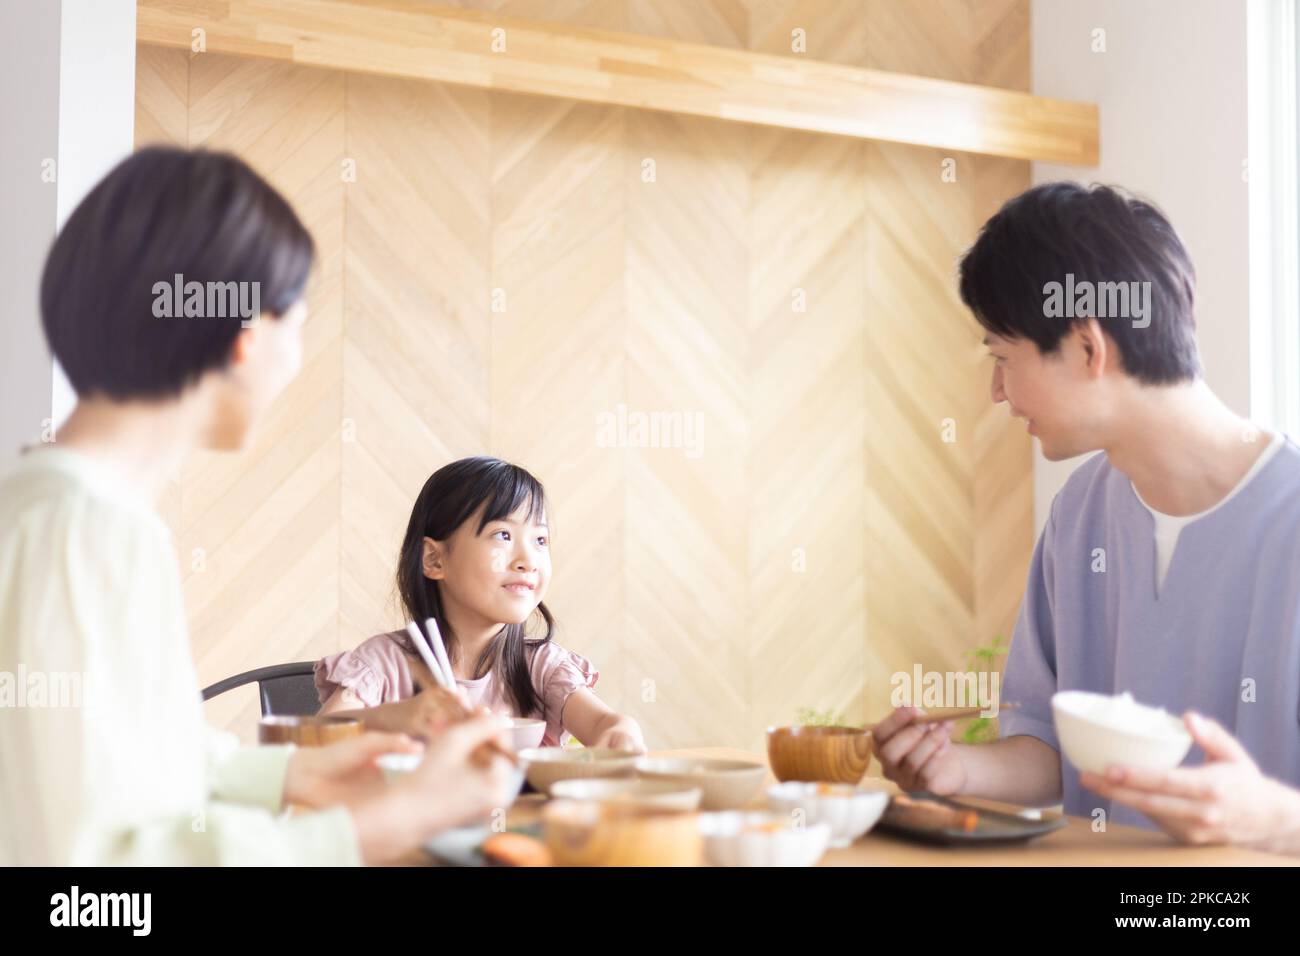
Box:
[698,811,831,867]
[765,782,889,848]
[505,717,546,751]
[1052,690,1193,775]
[377,752,527,805]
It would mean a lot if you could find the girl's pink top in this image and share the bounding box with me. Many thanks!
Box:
[314,630,598,747]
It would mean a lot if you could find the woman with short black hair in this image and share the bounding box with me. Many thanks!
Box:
[0,147,517,866]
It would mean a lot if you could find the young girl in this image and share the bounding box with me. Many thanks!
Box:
[318,456,645,752]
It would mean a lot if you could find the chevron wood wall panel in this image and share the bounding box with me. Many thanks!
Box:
[135,0,1033,747]
[133,45,188,540]
[135,45,187,150]
[742,3,870,740]
[340,73,494,659]
[488,89,630,718]
[864,0,1033,722]
[134,51,348,736]
[624,107,751,745]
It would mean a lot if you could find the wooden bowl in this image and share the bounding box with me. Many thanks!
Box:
[517,747,638,794]
[766,725,872,784]
[634,757,767,810]
[258,715,362,747]
[543,799,701,866]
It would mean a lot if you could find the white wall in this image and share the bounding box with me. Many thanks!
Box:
[53,0,140,428]
[0,0,137,464]
[0,0,62,462]
[1029,0,1252,529]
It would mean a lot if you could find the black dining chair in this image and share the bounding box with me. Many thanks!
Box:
[201,662,322,717]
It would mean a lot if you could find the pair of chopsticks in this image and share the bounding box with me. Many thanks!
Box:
[405,618,456,692]
[406,618,518,765]
[866,701,1019,731]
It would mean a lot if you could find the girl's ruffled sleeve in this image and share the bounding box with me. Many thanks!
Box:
[537,644,600,728]
[315,646,385,708]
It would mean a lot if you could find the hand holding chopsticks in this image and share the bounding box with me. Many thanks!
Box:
[406,619,518,766]
[869,702,1018,797]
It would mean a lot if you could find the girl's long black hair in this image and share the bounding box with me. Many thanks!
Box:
[397,456,555,720]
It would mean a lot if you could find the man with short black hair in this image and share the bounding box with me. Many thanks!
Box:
[873,182,1300,853]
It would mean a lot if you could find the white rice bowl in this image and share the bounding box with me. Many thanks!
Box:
[1052,690,1193,775]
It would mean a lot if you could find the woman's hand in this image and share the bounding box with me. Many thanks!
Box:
[1081,711,1300,852]
[400,686,472,739]
[283,731,421,811]
[323,686,468,741]
[399,712,521,833]
[347,713,520,863]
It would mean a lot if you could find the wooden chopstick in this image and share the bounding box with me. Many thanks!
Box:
[414,618,519,763]
[405,634,519,766]
[867,701,1019,731]
[434,688,520,767]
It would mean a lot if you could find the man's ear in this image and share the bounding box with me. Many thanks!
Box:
[1075,318,1110,379]
[229,324,258,366]
[421,536,446,580]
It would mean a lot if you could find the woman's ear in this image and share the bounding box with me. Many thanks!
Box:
[421,536,446,580]
[229,323,259,366]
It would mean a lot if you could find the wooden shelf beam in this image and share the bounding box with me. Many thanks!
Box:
[138,0,1099,165]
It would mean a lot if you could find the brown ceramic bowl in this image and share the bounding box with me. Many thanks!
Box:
[550,777,703,812]
[633,757,767,810]
[517,747,638,794]
[258,715,363,747]
[543,799,702,866]
[766,725,873,784]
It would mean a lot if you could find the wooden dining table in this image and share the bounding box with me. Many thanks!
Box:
[407,745,1300,866]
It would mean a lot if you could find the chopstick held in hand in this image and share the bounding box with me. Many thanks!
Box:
[866,701,1020,731]
[406,620,517,766]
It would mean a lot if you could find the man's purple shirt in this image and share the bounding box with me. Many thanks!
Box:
[999,441,1300,829]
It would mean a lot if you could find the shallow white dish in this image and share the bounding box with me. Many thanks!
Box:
[424,823,492,866]
[377,752,422,782]
[698,811,831,867]
[765,782,889,848]
[1052,690,1193,775]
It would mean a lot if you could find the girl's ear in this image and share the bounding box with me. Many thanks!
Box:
[421,536,446,580]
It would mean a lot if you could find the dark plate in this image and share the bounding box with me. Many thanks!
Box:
[874,791,1067,846]
[424,822,544,867]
